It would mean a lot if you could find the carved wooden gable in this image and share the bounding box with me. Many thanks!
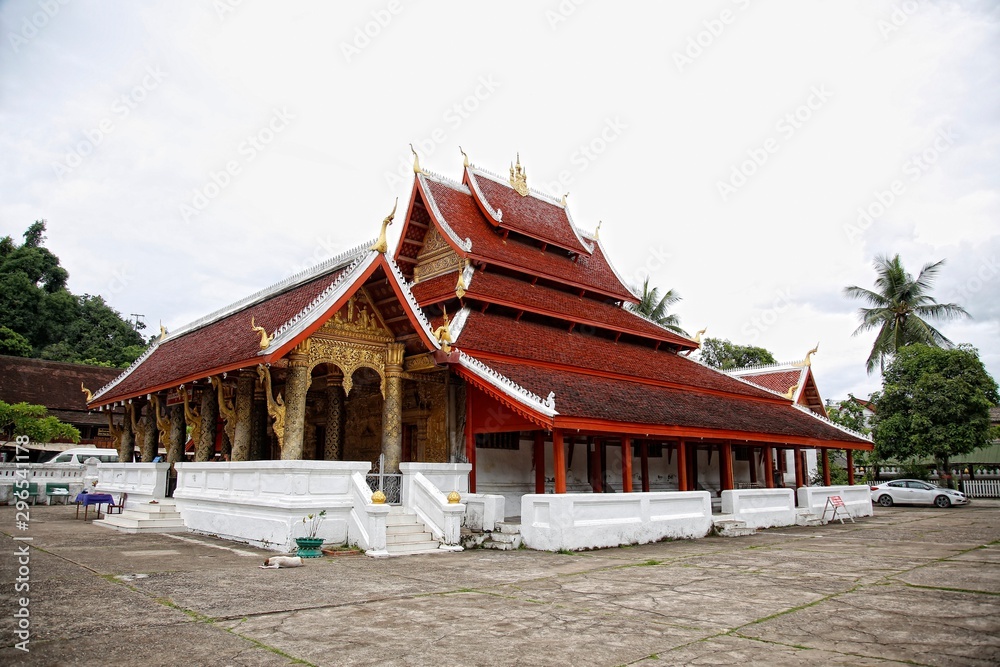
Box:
[413,225,459,283]
[319,291,394,343]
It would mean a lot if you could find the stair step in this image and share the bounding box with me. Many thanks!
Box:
[386,531,434,545]
[386,541,442,555]
[487,532,520,544]
[131,501,178,514]
[386,523,430,535]
[93,516,187,534]
[386,514,421,526]
[497,522,521,534]
[483,539,520,550]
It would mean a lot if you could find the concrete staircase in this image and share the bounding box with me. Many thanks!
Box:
[460,521,523,550]
[386,506,442,556]
[93,500,187,534]
[712,514,757,537]
[795,509,824,527]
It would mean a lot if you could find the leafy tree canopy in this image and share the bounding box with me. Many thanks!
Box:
[0,221,146,367]
[627,278,687,336]
[698,337,776,370]
[873,345,999,479]
[826,395,871,436]
[0,400,80,443]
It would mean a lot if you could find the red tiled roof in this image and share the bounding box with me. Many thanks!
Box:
[420,177,636,302]
[734,369,802,396]
[412,270,695,349]
[466,168,590,254]
[95,269,347,404]
[453,310,776,400]
[480,358,870,446]
[0,356,120,425]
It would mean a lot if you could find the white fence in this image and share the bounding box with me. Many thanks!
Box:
[95,462,170,507]
[520,491,713,552]
[721,488,796,529]
[0,463,88,504]
[963,479,1000,498]
[797,485,874,519]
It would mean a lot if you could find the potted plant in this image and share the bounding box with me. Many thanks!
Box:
[294,510,326,558]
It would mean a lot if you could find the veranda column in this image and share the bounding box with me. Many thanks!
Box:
[640,441,650,492]
[621,436,633,492]
[197,386,217,462]
[821,449,831,486]
[720,441,734,491]
[748,447,758,486]
[140,408,157,462]
[324,370,344,461]
[762,445,775,488]
[232,369,256,461]
[793,446,804,488]
[676,440,689,491]
[118,411,134,463]
[589,438,602,493]
[168,404,185,465]
[282,345,312,460]
[846,450,856,485]
[464,386,476,492]
[552,429,566,494]
[250,385,268,460]
[380,343,405,472]
[534,431,545,494]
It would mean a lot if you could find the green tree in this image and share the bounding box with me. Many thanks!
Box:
[826,395,871,436]
[844,254,970,374]
[0,326,32,357]
[698,337,776,370]
[0,400,80,443]
[627,278,687,335]
[873,345,999,487]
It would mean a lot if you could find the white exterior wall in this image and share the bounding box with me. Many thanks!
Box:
[797,485,874,519]
[721,488,796,528]
[520,491,713,551]
[95,462,169,506]
[173,461,369,552]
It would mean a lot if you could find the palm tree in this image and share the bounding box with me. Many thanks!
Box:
[627,278,688,336]
[844,254,969,374]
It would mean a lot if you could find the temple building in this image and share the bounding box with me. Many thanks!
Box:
[85,152,872,551]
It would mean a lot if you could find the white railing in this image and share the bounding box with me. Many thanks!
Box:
[964,479,1000,498]
[347,471,389,557]
[461,493,506,532]
[797,485,873,519]
[407,473,464,548]
[95,462,170,507]
[721,488,796,529]
[520,491,713,552]
[0,464,87,504]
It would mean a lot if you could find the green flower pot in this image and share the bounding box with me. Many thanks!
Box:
[295,537,324,558]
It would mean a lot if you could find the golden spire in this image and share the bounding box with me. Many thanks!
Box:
[410,143,423,174]
[159,322,167,341]
[594,220,602,239]
[509,152,528,196]
[250,315,274,350]
[795,342,820,367]
[369,197,398,254]
[783,383,800,400]
[81,382,93,403]
[433,305,453,353]
[561,192,569,207]
[459,146,469,167]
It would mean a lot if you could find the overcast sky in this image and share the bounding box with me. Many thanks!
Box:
[1,0,997,402]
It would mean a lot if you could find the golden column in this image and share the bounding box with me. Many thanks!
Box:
[324,369,344,460]
[381,343,405,472]
[281,341,312,460]
[232,369,256,461]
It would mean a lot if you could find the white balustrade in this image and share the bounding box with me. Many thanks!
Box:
[721,488,796,529]
[461,493,506,532]
[95,462,170,507]
[797,485,874,519]
[347,471,389,557]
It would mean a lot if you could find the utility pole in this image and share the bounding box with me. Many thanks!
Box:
[129,313,145,331]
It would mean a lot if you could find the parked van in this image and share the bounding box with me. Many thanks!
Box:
[42,448,119,465]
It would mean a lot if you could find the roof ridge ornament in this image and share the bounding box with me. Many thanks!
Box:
[594,220,601,239]
[410,144,423,174]
[81,382,93,403]
[509,153,528,196]
[459,145,469,167]
[250,315,274,350]
[455,258,469,299]
[682,327,707,357]
[369,197,398,254]
[794,342,820,367]
[561,192,569,208]
[433,305,453,353]
[159,322,167,341]
[783,383,800,400]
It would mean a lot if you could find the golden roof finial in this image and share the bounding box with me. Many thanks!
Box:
[783,383,800,400]
[795,342,820,367]
[561,192,569,207]
[159,322,167,341]
[81,382,93,403]
[594,220,602,239]
[250,315,274,350]
[369,197,398,254]
[459,146,469,167]
[693,327,707,346]
[433,305,453,353]
[410,143,423,174]
[509,152,528,196]
[455,258,468,299]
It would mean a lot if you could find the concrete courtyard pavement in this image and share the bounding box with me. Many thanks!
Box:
[1,501,998,667]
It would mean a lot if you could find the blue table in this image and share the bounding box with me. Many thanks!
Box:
[74,493,114,520]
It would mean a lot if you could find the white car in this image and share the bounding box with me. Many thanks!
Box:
[870,479,970,508]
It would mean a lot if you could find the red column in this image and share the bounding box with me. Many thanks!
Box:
[676,440,688,491]
[552,430,566,494]
[821,449,831,486]
[589,439,602,493]
[534,431,545,494]
[720,441,734,491]
[793,446,804,489]
[621,437,633,492]
[762,445,774,488]
[465,389,476,493]
[847,450,856,485]
[748,447,758,486]
[640,441,650,492]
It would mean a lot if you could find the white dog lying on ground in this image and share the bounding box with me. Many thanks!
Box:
[260,556,304,568]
